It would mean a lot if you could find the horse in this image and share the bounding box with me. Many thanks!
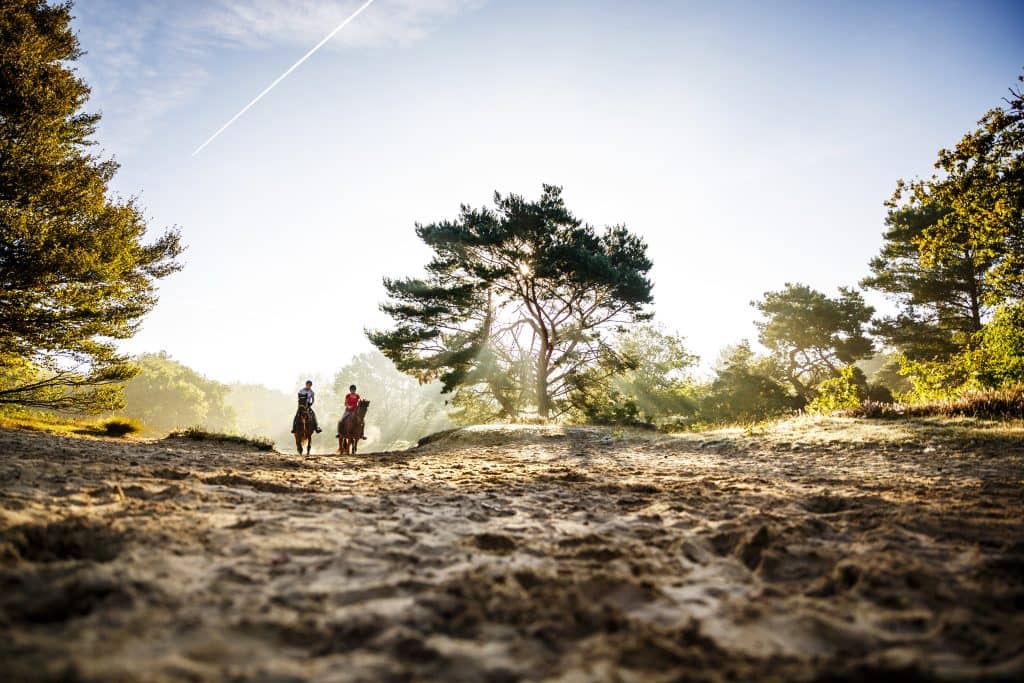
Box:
[338,400,370,455]
[293,404,315,454]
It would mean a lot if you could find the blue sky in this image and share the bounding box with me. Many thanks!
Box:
[71,0,1024,390]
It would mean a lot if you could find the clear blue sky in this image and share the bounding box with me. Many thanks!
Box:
[72,0,1024,390]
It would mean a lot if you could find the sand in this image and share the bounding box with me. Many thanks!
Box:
[1,418,1022,682]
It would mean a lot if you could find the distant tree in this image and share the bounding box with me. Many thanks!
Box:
[570,325,699,424]
[332,351,451,449]
[0,1,182,411]
[121,353,235,433]
[226,382,293,440]
[753,284,874,402]
[698,342,795,423]
[368,185,653,419]
[863,74,1023,360]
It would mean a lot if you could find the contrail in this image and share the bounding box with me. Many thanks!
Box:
[192,0,379,156]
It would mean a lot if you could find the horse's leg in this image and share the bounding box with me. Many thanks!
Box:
[295,431,302,454]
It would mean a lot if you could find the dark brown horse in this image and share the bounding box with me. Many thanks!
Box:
[293,405,315,454]
[337,400,370,454]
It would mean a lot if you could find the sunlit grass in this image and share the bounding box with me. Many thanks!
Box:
[167,427,275,451]
[0,409,141,438]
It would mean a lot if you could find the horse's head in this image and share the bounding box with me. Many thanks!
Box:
[358,400,370,417]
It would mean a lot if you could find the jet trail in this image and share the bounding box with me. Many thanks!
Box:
[192,0,379,156]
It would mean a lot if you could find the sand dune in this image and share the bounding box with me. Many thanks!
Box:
[1,419,1022,682]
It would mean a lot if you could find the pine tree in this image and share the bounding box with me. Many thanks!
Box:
[0,1,183,411]
[753,283,874,402]
[368,185,653,419]
[863,73,1023,361]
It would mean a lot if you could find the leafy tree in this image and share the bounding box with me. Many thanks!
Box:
[368,185,653,419]
[862,202,993,360]
[570,325,699,424]
[753,284,874,402]
[0,1,182,411]
[121,353,235,433]
[698,342,795,423]
[863,74,1023,359]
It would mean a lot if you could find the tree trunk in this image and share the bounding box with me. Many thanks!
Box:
[536,336,551,419]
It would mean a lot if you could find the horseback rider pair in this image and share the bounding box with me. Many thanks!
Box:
[290,381,365,440]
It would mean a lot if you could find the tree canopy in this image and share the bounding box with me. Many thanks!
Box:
[121,353,235,433]
[0,0,182,411]
[863,75,1023,361]
[368,185,653,419]
[753,283,874,402]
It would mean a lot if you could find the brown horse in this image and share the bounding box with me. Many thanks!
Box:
[293,405,315,454]
[337,400,370,454]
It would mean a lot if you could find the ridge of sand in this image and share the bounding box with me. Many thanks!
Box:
[1,419,1022,682]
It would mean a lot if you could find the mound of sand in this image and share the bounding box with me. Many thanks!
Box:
[1,419,1022,681]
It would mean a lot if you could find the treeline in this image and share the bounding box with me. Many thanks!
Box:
[368,75,1023,425]
[113,351,452,451]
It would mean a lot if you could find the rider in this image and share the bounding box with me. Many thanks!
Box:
[293,380,322,433]
[339,384,366,439]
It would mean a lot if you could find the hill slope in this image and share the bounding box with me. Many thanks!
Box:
[1,419,1022,682]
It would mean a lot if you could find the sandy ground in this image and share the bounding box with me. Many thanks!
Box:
[1,418,1022,682]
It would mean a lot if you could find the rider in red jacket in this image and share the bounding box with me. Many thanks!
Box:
[340,385,366,439]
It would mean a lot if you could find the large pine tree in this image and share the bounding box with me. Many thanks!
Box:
[0,1,183,411]
[863,74,1023,361]
[368,185,653,419]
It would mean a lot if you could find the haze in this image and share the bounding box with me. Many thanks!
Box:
[73,0,1024,391]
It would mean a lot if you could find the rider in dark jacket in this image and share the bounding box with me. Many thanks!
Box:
[292,380,322,433]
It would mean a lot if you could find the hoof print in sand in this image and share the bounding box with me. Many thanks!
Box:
[472,533,517,554]
[0,517,123,564]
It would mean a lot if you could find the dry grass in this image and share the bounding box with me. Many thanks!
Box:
[0,410,140,438]
[166,427,275,451]
[839,385,1024,420]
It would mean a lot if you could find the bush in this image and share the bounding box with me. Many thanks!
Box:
[808,366,866,414]
[91,417,141,437]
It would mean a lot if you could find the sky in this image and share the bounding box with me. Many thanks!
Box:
[71,0,1024,392]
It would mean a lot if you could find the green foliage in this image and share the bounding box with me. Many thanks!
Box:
[0,1,183,411]
[368,185,653,419]
[897,301,1024,402]
[863,73,1023,361]
[753,284,874,401]
[698,342,797,423]
[576,389,642,426]
[975,301,1024,388]
[808,365,866,414]
[897,354,981,403]
[121,353,235,433]
[569,325,699,425]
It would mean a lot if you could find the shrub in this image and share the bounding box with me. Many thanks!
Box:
[93,417,141,437]
[808,365,866,414]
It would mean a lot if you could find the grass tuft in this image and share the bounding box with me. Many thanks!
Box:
[166,427,275,451]
[77,417,142,438]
